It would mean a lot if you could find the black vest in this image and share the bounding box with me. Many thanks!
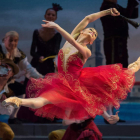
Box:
[0,45,26,64]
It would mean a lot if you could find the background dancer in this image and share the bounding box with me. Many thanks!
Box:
[30,3,62,75]
[49,112,119,140]
[0,31,43,124]
[100,0,139,123]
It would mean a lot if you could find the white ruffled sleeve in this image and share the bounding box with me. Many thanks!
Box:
[18,57,43,79]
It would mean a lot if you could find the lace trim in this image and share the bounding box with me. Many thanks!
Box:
[59,48,83,72]
[1,43,21,60]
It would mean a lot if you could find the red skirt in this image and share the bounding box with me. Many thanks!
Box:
[26,64,135,120]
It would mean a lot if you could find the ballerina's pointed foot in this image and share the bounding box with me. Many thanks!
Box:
[2,97,22,108]
[128,57,140,72]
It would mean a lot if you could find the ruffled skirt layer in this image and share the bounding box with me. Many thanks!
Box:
[26,64,134,120]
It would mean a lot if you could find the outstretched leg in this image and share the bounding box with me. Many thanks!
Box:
[2,96,51,109]
[128,57,140,73]
[21,97,51,109]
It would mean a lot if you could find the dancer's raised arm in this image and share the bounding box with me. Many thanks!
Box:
[71,8,120,38]
[42,20,92,59]
[42,8,120,60]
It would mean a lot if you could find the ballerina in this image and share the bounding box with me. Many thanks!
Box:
[2,8,139,123]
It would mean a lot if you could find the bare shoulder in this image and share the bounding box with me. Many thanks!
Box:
[78,47,91,63]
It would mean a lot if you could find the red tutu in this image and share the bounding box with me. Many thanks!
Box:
[26,49,135,120]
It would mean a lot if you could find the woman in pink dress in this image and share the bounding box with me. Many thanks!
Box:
[3,8,139,123]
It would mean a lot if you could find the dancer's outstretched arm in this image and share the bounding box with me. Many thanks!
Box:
[42,8,119,60]
[71,8,120,37]
[102,111,119,124]
[62,110,119,125]
[42,20,91,59]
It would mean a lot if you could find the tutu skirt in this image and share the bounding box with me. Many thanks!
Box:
[26,64,134,120]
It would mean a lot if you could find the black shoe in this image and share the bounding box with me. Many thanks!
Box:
[118,119,126,123]
[8,118,22,124]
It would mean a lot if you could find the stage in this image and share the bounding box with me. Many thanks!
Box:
[0,121,140,140]
[1,102,140,140]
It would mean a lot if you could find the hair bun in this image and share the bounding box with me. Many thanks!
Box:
[52,3,63,11]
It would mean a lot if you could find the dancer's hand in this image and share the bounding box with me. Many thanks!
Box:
[110,8,120,16]
[107,111,119,124]
[41,20,58,29]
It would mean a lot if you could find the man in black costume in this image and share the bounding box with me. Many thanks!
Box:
[100,0,139,122]
[100,0,139,68]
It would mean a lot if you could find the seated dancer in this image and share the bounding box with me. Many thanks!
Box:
[0,31,43,124]
[3,8,139,125]
[48,113,119,140]
[0,59,20,140]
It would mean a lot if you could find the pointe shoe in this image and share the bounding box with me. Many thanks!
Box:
[2,97,22,108]
[128,57,140,72]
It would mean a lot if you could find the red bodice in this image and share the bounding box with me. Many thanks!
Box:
[58,49,83,77]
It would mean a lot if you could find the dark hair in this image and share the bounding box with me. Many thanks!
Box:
[45,3,63,16]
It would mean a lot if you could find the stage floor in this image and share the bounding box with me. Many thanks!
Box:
[0,122,139,140]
